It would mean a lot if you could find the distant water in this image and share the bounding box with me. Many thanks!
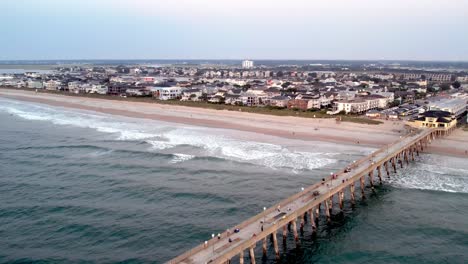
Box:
[0,69,53,74]
[0,98,467,264]
[1,59,468,68]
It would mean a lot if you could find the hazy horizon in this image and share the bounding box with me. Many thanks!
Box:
[1,59,468,64]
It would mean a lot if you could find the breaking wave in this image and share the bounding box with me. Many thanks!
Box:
[0,98,337,171]
[170,154,195,164]
[386,155,468,193]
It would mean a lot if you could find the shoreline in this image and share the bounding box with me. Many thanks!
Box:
[1,89,467,157]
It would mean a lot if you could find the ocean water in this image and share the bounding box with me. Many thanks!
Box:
[0,98,467,264]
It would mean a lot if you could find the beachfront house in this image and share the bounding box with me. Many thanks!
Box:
[89,84,108,94]
[27,80,44,89]
[224,94,241,105]
[208,91,226,103]
[68,81,81,93]
[269,95,290,108]
[239,92,260,106]
[45,80,61,91]
[288,99,309,110]
[151,87,183,100]
[181,88,203,101]
[126,88,150,97]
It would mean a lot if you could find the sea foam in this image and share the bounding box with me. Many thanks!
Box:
[386,155,468,193]
[0,98,337,171]
[170,154,195,164]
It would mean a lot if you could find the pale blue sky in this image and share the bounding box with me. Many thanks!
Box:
[1,0,468,61]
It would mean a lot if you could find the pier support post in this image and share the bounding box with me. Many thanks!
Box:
[315,206,320,221]
[399,153,404,168]
[300,214,305,232]
[282,225,287,241]
[360,176,366,199]
[249,246,256,264]
[328,196,333,214]
[325,200,331,222]
[292,220,298,241]
[240,251,244,264]
[309,209,316,231]
[262,238,267,256]
[272,232,279,258]
[392,158,397,173]
[369,171,375,190]
[338,191,344,210]
[350,183,356,205]
[377,166,383,184]
[385,162,390,177]
[411,148,415,161]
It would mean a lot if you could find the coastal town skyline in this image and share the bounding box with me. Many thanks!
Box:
[1,57,467,262]
[2,0,468,61]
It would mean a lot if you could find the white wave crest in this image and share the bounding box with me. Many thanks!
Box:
[0,98,337,171]
[386,155,468,193]
[0,100,162,142]
[170,154,195,164]
[147,140,176,150]
[152,129,336,170]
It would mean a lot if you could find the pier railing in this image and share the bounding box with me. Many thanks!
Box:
[167,128,435,264]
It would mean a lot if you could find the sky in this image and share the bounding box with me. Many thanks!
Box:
[1,0,468,61]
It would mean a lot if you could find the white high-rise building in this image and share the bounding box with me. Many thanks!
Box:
[242,60,254,69]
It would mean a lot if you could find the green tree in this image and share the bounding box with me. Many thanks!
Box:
[281,82,292,88]
[452,81,461,89]
[440,83,451,91]
[389,100,401,107]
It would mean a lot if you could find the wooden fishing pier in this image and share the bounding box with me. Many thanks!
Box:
[168,127,455,264]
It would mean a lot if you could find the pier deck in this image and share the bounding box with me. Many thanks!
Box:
[168,127,452,264]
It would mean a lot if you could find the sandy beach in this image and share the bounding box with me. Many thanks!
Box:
[1,88,467,157]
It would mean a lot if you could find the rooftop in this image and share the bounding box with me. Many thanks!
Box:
[429,98,467,109]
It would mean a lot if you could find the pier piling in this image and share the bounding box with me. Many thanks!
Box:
[272,232,279,258]
[377,166,383,184]
[167,128,451,264]
[249,247,255,264]
[360,176,366,199]
[292,220,298,241]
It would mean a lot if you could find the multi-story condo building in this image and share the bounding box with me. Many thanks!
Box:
[242,60,254,69]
